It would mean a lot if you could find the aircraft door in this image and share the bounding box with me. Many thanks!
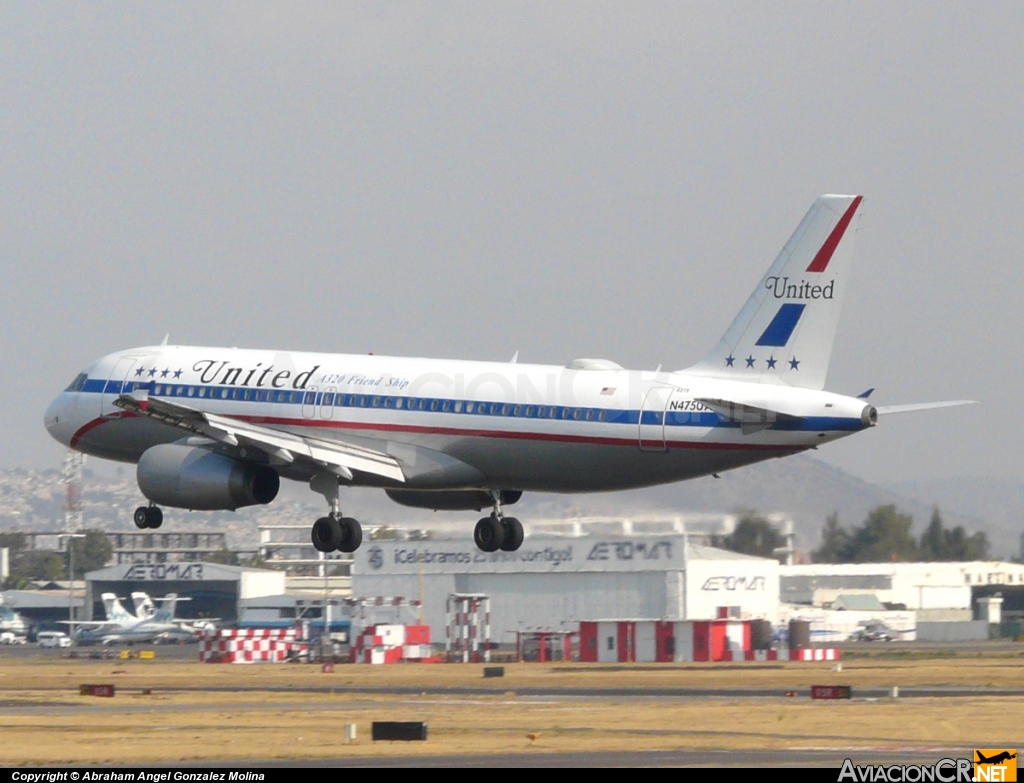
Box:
[320,387,336,420]
[301,385,317,419]
[638,383,674,452]
[100,357,140,418]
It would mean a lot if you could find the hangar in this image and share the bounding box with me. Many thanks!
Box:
[350,534,780,645]
[84,562,285,622]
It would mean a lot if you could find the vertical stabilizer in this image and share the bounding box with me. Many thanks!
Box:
[101,593,134,623]
[685,195,863,389]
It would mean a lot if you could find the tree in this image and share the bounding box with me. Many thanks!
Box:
[8,550,66,584]
[918,508,989,561]
[69,529,113,577]
[720,514,782,558]
[847,505,918,562]
[813,512,851,563]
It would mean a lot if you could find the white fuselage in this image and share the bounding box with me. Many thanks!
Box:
[45,345,872,494]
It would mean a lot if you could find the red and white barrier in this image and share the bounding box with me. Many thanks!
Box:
[579,620,840,663]
[199,628,306,664]
[351,624,433,664]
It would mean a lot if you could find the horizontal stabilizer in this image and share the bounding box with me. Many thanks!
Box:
[876,400,979,415]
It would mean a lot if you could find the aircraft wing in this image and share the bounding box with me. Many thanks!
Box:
[113,392,405,482]
[875,400,979,415]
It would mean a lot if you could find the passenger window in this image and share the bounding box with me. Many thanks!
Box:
[513,405,521,416]
[586,410,593,421]
[573,409,581,420]
[502,404,511,415]
[372,396,381,407]
[442,400,451,412]
[550,407,559,418]
[395,398,404,409]
[187,387,195,397]
[358,396,367,407]
[525,406,534,417]
[176,386,184,396]
[598,410,606,422]
[323,393,334,406]
[466,402,475,413]
[418,399,426,411]
[491,403,501,415]
[198,388,207,398]
[430,400,438,412]
[221,389,229,399]
[561,408,570,419]
[454,401,462,413]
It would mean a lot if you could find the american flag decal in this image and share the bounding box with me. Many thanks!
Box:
[600,387,616,395]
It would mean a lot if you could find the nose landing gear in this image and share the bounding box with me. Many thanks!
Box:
[474,491,524,552]
[133,505,163,530]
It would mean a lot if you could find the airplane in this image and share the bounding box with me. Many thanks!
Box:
[69,592,195,644]
[43,195,976,556]
[0,601,29,636]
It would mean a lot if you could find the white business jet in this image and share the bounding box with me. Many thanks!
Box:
[44,196,974,555]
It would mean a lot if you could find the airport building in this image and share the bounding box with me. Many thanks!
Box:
[350,534,781,646]
[83,562,286,623]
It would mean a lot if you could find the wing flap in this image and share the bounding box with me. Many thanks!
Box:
[113,393,405,482]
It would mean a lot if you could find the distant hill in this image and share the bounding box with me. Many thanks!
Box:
[511,454,998,556]
[0,459,1009,557]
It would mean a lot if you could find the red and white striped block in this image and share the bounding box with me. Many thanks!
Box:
[203,628,298,640]
[719,648,840,662]
[402,644,433,660]
[200,643,308,664]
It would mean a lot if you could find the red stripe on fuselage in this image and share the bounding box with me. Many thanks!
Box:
[237,415,794,452]
[69,412,798,454]
[806,195,862,273]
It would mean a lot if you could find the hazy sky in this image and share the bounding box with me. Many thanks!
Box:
[1,3,1020,485]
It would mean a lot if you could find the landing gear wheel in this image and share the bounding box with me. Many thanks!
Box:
[338,517,363,553]
[474,515,504,553]
[500,517,524,552]
[133,506,162,530]
[311,516,343,552]
[133,507,149,530]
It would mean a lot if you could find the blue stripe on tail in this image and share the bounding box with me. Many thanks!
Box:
[755,303,805,347]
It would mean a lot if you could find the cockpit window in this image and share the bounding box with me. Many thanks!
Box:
[64,373,88,392]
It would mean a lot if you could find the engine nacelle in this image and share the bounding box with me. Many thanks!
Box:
[137,444,279,511]
[385,489,522,512]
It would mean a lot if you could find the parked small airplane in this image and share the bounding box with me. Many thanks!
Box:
[43,195,975,555]
[70,592,195,645]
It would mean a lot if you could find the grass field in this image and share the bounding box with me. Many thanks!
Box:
[1,653,1022,764]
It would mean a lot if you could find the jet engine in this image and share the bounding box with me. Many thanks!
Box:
[137,444,280,511]
[385,488,522,511]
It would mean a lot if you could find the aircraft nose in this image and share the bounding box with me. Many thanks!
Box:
[44,393,75,446]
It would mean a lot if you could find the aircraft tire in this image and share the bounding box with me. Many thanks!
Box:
[133,507,150,530]
[474,516,503,553]
[311,516,342,552]
[500,517,524,552]
[338,517,363,553]
[148,507,163,529]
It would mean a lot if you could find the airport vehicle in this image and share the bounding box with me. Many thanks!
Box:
[0,632,27,644]
[70,592,194,645]
[37,631,72,648]
[43,195,974,555]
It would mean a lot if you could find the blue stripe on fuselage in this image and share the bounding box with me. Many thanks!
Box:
[74,380,863,432]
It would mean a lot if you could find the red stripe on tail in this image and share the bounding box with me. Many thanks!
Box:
[806,195,862,273]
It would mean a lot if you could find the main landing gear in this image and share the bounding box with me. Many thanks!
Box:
[311,514,362,553]
[133,504,163,530]
[474,491,524,553]
[309,472,363,554]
